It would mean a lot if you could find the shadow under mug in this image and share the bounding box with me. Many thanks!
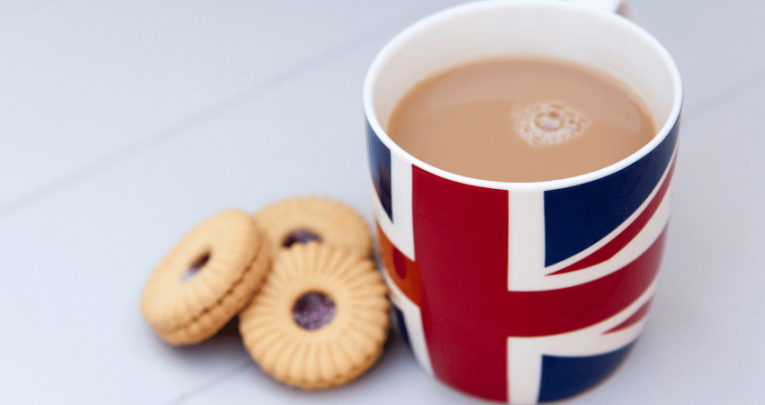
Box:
[364,0,682,403]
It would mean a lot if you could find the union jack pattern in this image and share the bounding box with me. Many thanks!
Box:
[368,121,679,403]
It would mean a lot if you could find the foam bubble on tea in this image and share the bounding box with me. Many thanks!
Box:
[514,101,588,146]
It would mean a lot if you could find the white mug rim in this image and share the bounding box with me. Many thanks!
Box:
[363,0,683,192]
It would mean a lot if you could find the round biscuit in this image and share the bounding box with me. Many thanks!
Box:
[239,242,389,389]
[254,196,372,258]
[140,209,272,345]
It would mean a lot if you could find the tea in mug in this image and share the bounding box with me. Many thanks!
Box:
[386,57,656,182]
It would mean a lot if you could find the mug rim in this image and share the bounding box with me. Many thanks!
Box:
[363,0,683,192]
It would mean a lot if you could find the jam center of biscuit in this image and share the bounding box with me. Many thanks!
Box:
[182,252,210,282]
[283,230,322,248]
[292,292,336,330]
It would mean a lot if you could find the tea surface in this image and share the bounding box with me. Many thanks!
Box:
[386,57,656,182]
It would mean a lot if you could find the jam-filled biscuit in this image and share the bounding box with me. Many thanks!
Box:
[254,196,372,258]
[140,209,272,345]
[239,242,389,389]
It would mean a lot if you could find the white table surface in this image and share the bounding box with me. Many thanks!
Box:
[1,1,763,404]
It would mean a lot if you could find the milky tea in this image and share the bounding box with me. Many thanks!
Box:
[386,57,656,183]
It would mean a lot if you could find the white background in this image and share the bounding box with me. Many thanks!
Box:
[1,0,762,404]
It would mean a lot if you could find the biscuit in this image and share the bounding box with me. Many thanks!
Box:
[239,242,389,389]
[140,209,272,345]
[254,196,372,258]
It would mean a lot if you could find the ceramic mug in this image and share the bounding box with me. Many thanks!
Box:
[364,0,682,403]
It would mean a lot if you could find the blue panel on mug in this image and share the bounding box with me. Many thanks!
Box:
[543,121,679,267]
[391,304,411,349]
[537,341,636,403]
[367,120,393,221]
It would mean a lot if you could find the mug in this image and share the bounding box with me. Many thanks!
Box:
[364,0,682,403]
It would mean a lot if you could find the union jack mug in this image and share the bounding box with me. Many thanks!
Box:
[364,1,682,403]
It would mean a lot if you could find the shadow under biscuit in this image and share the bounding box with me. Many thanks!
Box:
[169,317,248,359]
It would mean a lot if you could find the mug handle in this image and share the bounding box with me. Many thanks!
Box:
[567,0,630,17]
